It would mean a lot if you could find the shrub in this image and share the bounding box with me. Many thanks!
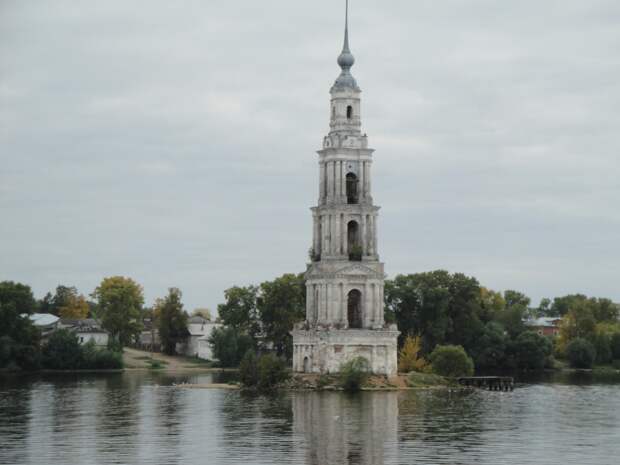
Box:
[42,329,83,370]
[429,345,474,378]
[610,333,620,360]
[349,245,363,261]
[239,351,289,390]
[592,333,612,365]
[566,338,596,369]
[257,353,289,390]
[339,356,370,391]
[82,341,123,369]
[239,350,259,387]
[398,335,428,373]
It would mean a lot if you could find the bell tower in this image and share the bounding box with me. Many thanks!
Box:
[292,0,399,376]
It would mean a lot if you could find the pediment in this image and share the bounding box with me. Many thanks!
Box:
[335,263,382,277]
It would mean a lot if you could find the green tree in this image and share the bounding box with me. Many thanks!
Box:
[478,288,505,323]
[0,281,40,369]
[591,332,612,365]
[566,338,596,369]
[497,290,531,338]
[217,285,260,339]
[208,326,254,367]
[469,321,508,370]
[91,276,144,348]
[513,331,552,370]
[557,301,597,354]
[257,273,305,358]
[385,271,484,354]
[156,288,189,355]
[592,298,619,322]
[429,345,474,378]
[41,329,83,370]
[611,333,620,360]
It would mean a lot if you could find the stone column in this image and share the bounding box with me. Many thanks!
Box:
[365,161,371,199]
[340,283,345,325]
[359,162,365,201]
[326,161,333,202]
[374,282,381,325]
[325,283,331,324]
[341,162,347,202]
[313,213,320,256]
[321,215,327,255]
[368,215,375,255]
[360,214,367,256]
[364,283,371,328]
[306,283,313,322]
[373,214,378,256]
[319,162,326,204]
[378,284,384,325]
[335,213,341,256]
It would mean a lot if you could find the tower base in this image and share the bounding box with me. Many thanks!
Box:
[291,327,399,376]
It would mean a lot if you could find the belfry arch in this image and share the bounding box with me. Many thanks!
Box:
[346,173,358,204]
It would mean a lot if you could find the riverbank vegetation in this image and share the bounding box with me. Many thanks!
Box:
[2,270,619,376]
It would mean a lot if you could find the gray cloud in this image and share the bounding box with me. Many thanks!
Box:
[1,0,619,312]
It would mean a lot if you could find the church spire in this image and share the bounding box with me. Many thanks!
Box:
[343,0,350,53]
[334,0,359,90]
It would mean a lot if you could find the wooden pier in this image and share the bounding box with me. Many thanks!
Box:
[457,376,514,391]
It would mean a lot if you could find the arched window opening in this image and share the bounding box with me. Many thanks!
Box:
[332,106,336,119]
[347,290,363,329]
[347,105,353,119]
[303,356,310,373]
[347,221,361,261]
[346,173,358,204]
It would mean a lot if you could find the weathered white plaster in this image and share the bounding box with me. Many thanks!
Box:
[292,23,399,376]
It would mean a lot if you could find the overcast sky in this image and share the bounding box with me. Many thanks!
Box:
[1,0,619,313]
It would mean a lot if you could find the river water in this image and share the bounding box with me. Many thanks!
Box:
[1,371,620,465]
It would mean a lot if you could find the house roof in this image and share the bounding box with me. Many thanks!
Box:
[525,317,561,328]
[59,318,106,333]
[27,313,59,327]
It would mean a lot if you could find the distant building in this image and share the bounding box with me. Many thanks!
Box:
[176,316,221,360]
[27,313,60,342]
[525,317,561,337]
[138,318,161,352]
[59,318,109,346]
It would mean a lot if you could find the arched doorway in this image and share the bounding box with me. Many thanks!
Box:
[347,289,362,328]
[346,173,358,204]
[303,356,310,373]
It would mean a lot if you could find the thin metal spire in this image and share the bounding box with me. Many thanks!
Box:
[343,0,350,53]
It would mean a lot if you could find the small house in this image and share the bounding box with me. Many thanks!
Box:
[59,318,109,346]
[525,317,561,337]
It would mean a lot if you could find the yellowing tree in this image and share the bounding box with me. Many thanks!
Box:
[398,335,428,373]
[192,308,212,321]
[58,295,89,319]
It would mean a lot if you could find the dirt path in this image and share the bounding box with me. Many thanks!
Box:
[123,348,225,372]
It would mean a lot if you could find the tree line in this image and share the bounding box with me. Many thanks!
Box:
[2,270,619,372]
[0,278,203,370]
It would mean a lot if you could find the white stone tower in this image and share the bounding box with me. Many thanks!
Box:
[292,0,399,376]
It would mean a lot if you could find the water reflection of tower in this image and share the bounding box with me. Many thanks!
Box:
[293,392,398,465]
